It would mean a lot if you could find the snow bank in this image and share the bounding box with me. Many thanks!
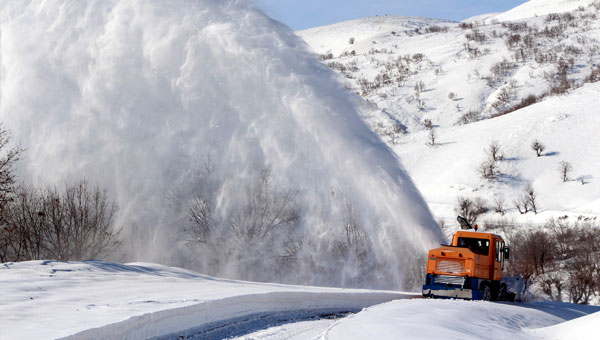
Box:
[323,299,600,340]
[0,0,442,289]
[0,261,414,340]
[528,311,600,340]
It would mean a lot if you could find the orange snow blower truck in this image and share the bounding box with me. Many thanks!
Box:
[422,216,513,301]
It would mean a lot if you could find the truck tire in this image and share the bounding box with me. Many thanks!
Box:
[482,283,492,301]
[498,284,508,301]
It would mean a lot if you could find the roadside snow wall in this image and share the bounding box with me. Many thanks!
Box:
[0,0,443,289]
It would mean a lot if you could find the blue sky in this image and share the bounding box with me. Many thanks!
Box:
[252,0,528,30]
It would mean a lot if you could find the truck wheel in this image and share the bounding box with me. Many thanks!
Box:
[482,284,492,301]
[498,284,508,301]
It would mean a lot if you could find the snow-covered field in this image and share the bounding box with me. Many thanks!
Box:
[1,261,598,340]
[0,261,412,339]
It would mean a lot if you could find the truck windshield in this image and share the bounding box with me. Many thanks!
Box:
[457,237,490,256]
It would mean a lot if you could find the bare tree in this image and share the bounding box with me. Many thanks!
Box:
[493,194,506,215]
[531,139,545,157]
[486,141,503,162]
[559,161,572,182]
[478,159,498,181]
[525,183,538,214]
[514,195,530,214]
[456,196,487,225]
[0,125,22,220]
[427,127,437,146]
[414,80,425,94]
[2,181,121,262]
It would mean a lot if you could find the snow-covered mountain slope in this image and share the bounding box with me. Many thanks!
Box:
[0,0,443,289]
[0,261,412,340]
[297,1,600,226]
[297,16,453,56]
[396,82,600,225]
[491,0,594,22]
[2,261,598,340]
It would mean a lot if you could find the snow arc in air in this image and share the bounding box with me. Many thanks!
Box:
[0,0,443,290]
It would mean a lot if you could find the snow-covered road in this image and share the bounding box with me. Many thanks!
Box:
[1,261,598,340]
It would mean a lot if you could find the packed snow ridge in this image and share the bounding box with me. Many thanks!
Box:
[0,0,443,290]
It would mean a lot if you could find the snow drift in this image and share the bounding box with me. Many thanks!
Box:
[0,0,442,289]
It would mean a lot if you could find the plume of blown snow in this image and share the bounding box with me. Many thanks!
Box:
[0,0,443,290]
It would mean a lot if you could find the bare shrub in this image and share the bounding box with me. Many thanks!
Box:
[558,161,572,182]
[465,29,487,43]
[531,139,545,157]
[414,80,425,93]
[348,37,355,45]
[486,141,503,162]
[0,125,22,217]
[524,183,538,214]
[478,159,498,181]
[425,26,449,34]
[456,197,487,225]
[492,94,540,118]
[448,92,457,100]
[427,127,436,146]
[457,110,480,125]
[2,181,121,262]
[493,195,506,215]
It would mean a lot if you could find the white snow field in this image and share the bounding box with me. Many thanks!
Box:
[1,261,599,340]
[0,0,443,289]
[0,261,414,340]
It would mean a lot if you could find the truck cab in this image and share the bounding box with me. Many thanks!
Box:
[422,224,510,301]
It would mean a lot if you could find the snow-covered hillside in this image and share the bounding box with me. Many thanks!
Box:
[0,0,443,289]
[298,0,600,227]
[1,261,598,340]
[491,0,593,22]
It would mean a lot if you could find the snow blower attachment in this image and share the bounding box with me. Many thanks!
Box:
[422,216,515,301]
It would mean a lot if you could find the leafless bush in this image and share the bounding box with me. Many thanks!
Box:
[585,65,600,83]
[423,119,433,129]
[456,196,488,225]
[492,94,541,118]
[1,181,121,262]
[425,26,448,34]
[457,110,480,125]
[531,139,545,157]
[559,161,572,182]
[448,92,457,100]
[478,159,498,181]
[458,22,473,30]
[493,195,506,215]
[505,219,600,303]
[319,52,334,61]
[502,22,528,33]
[505,34,521,49]
[488,59,516,86]
[0,125,22,218]
[486,141,503,162]
[229,170,300,247]
[524,183,538,214]
[414,80,425,94]
[427,127,436,146]
[465,29,487,43]
[348,37,355,45]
